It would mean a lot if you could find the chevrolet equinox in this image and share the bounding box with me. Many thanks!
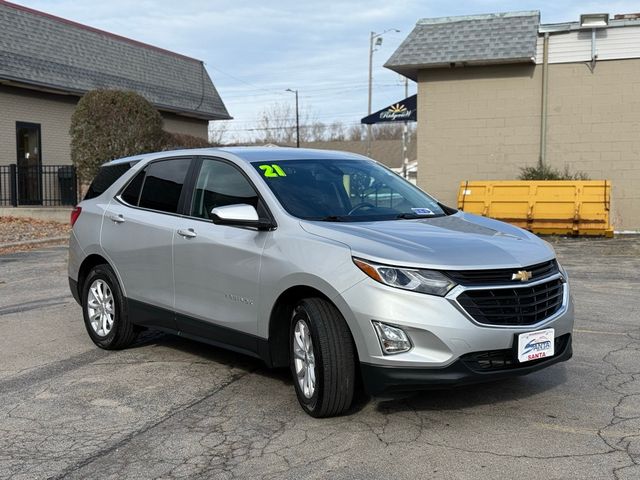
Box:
[68,147,574,417]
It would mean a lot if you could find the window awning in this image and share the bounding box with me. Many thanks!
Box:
[361,94,417,124]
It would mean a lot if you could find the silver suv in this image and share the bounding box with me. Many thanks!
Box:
[69,147,573,417]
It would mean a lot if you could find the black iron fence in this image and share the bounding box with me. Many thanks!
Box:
[0,164,78,207]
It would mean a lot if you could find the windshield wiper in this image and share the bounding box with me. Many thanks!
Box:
[395,213,445,220]
[317,215,347,222]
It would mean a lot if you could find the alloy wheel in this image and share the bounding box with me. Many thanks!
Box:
[293,319,316,399]
[86,279,115,337]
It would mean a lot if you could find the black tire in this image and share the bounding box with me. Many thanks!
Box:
[290,297,356,418]
[81,264,137,350]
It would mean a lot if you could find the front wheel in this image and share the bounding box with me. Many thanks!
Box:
[82,264,137,350]
[290,298,356,417]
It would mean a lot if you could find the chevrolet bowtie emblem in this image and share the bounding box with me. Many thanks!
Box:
[512,270,533,282]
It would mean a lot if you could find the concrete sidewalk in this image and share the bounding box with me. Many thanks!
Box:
[0,207,72,223]
[0,236,68,249]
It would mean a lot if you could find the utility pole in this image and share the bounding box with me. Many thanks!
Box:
[367,32,375,156]
[285,88,300,148]
[367,28,399,157]
[402,77,409,179]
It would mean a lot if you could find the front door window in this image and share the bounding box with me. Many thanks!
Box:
[16,122,42,205]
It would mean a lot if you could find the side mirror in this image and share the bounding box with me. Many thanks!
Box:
[210,204,275,230]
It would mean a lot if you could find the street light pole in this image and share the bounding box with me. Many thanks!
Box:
[367,28,399,157]
[286,88,300,148]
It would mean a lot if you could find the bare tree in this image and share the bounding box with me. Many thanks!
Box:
[408,124,417,145]
[255,102,295,144]
[348,124,364,141]
[372,123,404,140]
[328,121,346,141]
[298,119,318,144]
[255,101,316,145]
[208,120,229,145]
[308,121,327,142]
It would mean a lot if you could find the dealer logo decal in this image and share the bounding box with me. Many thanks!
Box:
[522,337,552,356]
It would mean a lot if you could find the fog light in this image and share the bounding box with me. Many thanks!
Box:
[372,321,412,354]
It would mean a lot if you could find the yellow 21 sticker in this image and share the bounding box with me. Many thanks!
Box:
[259,164,287,177]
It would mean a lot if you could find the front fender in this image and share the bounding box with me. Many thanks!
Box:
[257,229,364,339]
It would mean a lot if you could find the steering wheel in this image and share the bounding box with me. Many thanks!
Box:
[348,202,376,215]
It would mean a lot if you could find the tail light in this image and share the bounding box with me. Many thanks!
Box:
[70,206,82,227]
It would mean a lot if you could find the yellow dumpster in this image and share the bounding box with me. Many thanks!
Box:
[457,180,613,237]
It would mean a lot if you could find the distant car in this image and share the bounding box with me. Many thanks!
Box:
[68,147,574,417]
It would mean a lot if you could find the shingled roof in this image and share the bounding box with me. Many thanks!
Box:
[385,11,540,79]
[0,0,230,120]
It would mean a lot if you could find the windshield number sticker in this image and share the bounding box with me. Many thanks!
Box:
[259,164,287,178]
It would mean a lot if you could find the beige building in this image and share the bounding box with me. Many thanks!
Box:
[386,11,640,231]
[0,0,229,205]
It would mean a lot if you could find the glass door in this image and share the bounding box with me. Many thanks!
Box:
[16,122,42,205]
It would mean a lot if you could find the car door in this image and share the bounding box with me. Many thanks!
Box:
[172,157,269,347]
[101,156,193,329]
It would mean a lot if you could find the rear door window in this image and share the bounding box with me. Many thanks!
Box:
[138,159,191,214]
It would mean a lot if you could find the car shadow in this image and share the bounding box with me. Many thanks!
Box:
[131,328,293,384]
[128,329,568,417]
[373,366,569,414]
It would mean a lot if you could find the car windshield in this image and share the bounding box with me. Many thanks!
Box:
[252,159,446,221]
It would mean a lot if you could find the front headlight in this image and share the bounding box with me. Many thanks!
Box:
[353,257,457,296]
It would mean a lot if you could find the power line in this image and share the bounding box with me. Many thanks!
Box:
[218,113,368,128]
[224,122,364,133]
[206,64,287,96]
[220,82,403,100]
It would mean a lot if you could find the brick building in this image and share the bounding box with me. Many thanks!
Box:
[385,11,640,231]
[0,0,229,205]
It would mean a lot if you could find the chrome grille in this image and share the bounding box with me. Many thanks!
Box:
[444,260,559,286]
[456,278,564,326]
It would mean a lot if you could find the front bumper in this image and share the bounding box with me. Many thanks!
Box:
[338,272,574,388]
[361,333,572,395]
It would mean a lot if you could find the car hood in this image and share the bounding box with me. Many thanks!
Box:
[299,212,555,270]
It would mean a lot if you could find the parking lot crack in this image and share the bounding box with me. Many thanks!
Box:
[597,328,640,479]
[419,438,617,460]
[47,368,256,480]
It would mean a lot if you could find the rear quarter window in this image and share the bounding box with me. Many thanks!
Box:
[84,163,133,200]
[120,170,145,206]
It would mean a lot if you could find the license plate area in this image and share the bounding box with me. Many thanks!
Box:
[517,328,555,363]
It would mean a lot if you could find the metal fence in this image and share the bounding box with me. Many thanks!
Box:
[0,164,78,207]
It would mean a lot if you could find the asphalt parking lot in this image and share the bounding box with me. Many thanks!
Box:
[0,237,639,480]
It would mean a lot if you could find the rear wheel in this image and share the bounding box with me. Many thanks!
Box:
[290,298,356,417]
[82,264,136,350]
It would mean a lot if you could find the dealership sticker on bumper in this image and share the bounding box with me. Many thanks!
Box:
[517,328,555,363]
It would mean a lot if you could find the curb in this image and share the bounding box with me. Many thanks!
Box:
[0,236,68,249]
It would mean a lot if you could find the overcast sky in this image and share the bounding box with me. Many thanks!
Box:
[13,0,640,141]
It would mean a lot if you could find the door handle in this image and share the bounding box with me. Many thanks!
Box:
[109,214,125,224]
[177,228,197,239]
